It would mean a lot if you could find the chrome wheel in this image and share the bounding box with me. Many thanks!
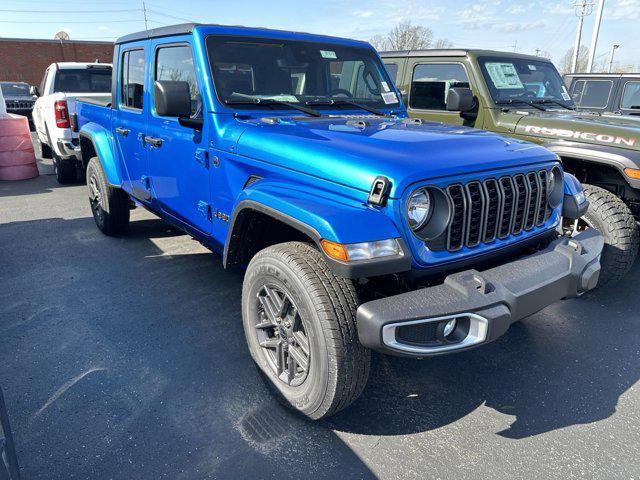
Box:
[255,284,310,387]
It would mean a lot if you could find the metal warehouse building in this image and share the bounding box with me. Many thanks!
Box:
[0,37,113,86]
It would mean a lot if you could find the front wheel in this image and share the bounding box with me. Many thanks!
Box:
[86,157,130,236]
[242,242,370,420]
[572,184,638,285]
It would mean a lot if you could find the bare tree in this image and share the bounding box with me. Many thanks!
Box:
[559,45,589,74]
[369,34,389,51]
[433,38,454,49]
[370,21,436,51]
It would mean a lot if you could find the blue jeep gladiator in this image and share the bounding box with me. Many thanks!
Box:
[76,24,603,419]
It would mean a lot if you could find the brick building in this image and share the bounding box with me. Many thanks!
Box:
[0,37,113,86]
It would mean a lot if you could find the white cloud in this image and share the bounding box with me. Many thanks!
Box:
[353,10,374,18]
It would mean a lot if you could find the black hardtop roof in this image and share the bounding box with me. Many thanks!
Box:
[379,49,548,62]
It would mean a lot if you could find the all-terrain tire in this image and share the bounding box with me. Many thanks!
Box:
[54,154,78,184]
[582,184,638,284]
[242,241,370,420]
[86,156,130,236]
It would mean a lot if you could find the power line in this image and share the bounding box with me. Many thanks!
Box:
[0,19,143,24]
[0,8,140,13]
[146,9,195,23]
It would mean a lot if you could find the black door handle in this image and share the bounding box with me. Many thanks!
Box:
[144,136,163,147]
[115,127,130,136]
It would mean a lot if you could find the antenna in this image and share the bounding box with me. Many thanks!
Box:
[142,1,148,30]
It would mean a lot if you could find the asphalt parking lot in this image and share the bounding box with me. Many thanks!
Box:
[1,141,639,480]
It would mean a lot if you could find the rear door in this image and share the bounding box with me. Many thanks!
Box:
[405,59,470,126]
[147,39,211,234]
[112,45,150,200]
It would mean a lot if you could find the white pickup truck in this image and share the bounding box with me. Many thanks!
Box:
[32,62,112,183]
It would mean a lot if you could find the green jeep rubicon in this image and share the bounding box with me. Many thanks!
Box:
[381,49,639,284]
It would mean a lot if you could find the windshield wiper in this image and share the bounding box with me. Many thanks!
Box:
[225,98,322,117]
[495,98,547,111]
[305,98,386,116]
[534,99,575,111]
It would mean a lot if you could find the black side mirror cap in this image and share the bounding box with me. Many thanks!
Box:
[446,87,476,113]
[154,80,192,118]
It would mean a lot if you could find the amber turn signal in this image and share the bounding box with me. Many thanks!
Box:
[624,168,640,180]
[321,239,349,262]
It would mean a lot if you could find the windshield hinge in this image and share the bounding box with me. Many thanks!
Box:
[368,176,391,207]
[195,148,209,169]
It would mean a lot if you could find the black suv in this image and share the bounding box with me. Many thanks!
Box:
[565,73,640,116]
[0,81,36,127]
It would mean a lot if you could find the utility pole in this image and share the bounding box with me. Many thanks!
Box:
[142,1,148,30]
[608,43,620,72]
[571,0,595,73]
[511,40,518,52]
[534,48,541,56]
[587,0,605,72]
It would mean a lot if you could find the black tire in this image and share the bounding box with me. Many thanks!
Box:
[581,184,638,284]
[39,138,52,159]
[53,154,78,184]
[86,156,130,236]
[242,241,370,420]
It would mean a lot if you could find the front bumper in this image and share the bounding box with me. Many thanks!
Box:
[357,229,603,357]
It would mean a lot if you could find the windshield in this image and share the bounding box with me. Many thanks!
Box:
[205,35,399,111]
[53,68,112,93]
[478,56,574,107]
[1,82,30,96]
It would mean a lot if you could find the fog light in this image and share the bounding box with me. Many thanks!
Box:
[443,318,457,337]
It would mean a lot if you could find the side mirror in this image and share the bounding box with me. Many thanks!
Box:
[29,85,39,97]
[154,80,192,117]
[446,87,476,113]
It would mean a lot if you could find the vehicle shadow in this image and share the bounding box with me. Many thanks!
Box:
[1,215,638,479]
[0,216,377,480]
[326,261,640,439]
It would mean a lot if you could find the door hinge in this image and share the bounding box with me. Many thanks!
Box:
[195,148,209,169]
[197,201,212,221]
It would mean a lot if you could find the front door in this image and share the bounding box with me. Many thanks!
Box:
[405,61,470,126]
[619,80,640,116]
[113,46,150,200]
[147,40,211,234]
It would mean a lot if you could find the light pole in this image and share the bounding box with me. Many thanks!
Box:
[587,0,606,72]
[608,44,620,72]
[572,0,595,73]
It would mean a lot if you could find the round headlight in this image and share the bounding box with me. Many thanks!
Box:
[407,188,432,231]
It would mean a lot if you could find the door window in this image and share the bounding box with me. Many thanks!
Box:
[155,44,200,116]
[410,63,469,110]
[384,63,399,83]
[571,80,612,109]
[121,49,145,110]
[620,81,640,110]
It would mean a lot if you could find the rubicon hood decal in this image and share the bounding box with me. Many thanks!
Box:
[523,125,636,147]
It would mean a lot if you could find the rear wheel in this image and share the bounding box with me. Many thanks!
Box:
[86,156,130,236]
[571,184,638,285]
[242,241,370,420]
[53,154,78,184]
[39,138,52,159]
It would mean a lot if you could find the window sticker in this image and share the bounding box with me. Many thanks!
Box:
[528,64,537,70]
[381,91,398,104]
[381,81,391,92]
[320,50,337,59]
[485,62,524,89]
[561,85,571,101]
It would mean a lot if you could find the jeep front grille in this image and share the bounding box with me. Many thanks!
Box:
[442,170,552,252]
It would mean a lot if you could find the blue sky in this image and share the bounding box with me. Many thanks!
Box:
[0,0,638,69]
